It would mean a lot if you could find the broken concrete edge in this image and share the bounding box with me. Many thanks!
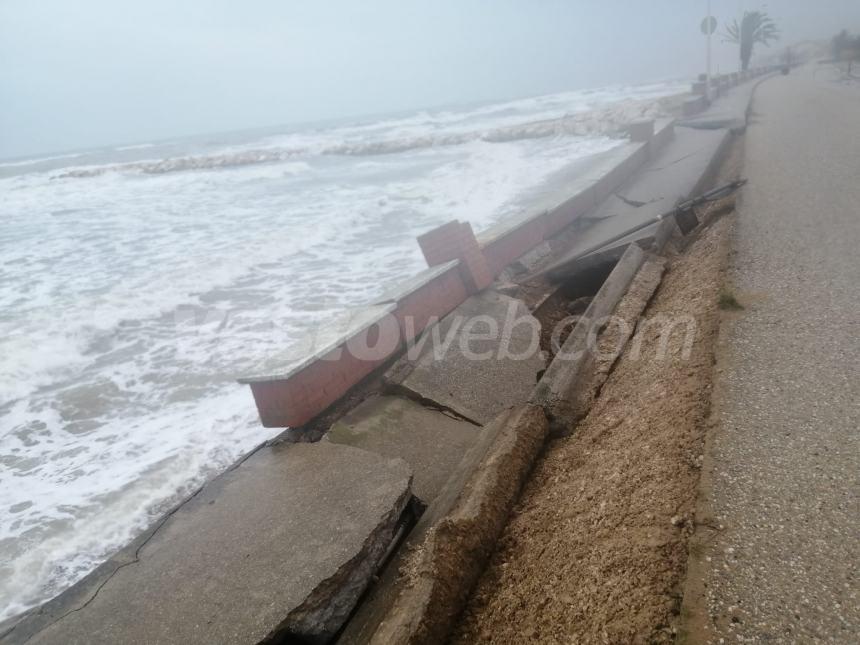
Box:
[324,396,484,504]
[342,256,672,645]
[530,243,646,435]
[366,404,549,645]
[285,474,414,644]
[334,404,517,644]
[0,437,272,643]
[650,127,732,255]
[528,100,747,437]
[567,127,734,268]
[583,255,667,399]
[653,211,680,253]
[381,290,545,427]
[235,117,679,430]
[2,442,417,645]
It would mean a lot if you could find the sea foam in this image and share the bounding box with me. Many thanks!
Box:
[0,78,687,622]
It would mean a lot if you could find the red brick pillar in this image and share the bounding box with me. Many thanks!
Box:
[417,220,493,294]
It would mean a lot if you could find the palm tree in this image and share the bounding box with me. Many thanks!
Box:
[724,10,780,71]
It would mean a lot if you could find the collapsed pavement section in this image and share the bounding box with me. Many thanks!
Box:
[384,290,545,426]
[325,396,482,504]
[0,65,778,645]
[2,443,412,645]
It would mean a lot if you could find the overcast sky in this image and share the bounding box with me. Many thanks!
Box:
[1,0,858,158]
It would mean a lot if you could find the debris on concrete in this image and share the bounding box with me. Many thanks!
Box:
[543,127,731,279]
[531,243,646,434]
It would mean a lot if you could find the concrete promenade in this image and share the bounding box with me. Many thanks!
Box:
[695,68,860,641]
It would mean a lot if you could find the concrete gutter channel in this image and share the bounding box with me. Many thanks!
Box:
[0,71,774,645]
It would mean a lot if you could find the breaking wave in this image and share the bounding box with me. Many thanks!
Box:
[54,92,685,179]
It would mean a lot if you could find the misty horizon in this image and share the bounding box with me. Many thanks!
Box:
[3,0,860,159]
[0,73,690,162]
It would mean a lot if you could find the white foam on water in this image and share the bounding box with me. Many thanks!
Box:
[0,152,88,169]
[0,79,687,622]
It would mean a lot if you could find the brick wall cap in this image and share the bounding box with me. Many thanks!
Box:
[476,133,661,249]
[372,259,460,305]
[238,303,397,384]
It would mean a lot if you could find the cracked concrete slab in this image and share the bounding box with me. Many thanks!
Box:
[676,76,764,132]
[4,443,412,645]
[543,126,731,277]
[326,395,482,504]
[384,291,545,425]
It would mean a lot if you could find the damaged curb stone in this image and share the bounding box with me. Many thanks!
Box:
[367,404,549,645]
[530,243,646,435]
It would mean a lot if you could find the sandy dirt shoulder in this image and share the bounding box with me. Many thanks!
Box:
[450,203,734,644]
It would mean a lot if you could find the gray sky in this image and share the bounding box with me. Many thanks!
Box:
[1,0,858,158]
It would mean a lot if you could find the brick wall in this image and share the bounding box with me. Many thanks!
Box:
[391,263,469,344]
[248,326,396,428]
[241,116,679,430]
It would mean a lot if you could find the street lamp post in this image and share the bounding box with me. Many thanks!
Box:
[706,0,712,102]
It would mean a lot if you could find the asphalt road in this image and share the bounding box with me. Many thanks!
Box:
[699,67,860,642]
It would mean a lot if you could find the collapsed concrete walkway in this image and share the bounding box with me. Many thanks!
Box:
[3,442,413,645]
[1,73,778,645]
[544,77,759,278]
[687,68,860,642]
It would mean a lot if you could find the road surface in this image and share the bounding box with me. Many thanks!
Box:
[696,67,860,642]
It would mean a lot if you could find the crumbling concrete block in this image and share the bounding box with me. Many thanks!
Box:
[531,244,646,434]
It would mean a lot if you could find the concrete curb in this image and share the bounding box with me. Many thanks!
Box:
[366,404,549,645]
[530,243,646,434]
[653,212,680,252]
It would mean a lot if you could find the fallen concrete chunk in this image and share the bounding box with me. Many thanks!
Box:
[542,127,731,278]
[326,395,482,504]
[384,291,545,425]
[8,443,412,645]
[586,255,667,396]
[366,404,549,645]
[532,244,646,434]
[335,400,512,644]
